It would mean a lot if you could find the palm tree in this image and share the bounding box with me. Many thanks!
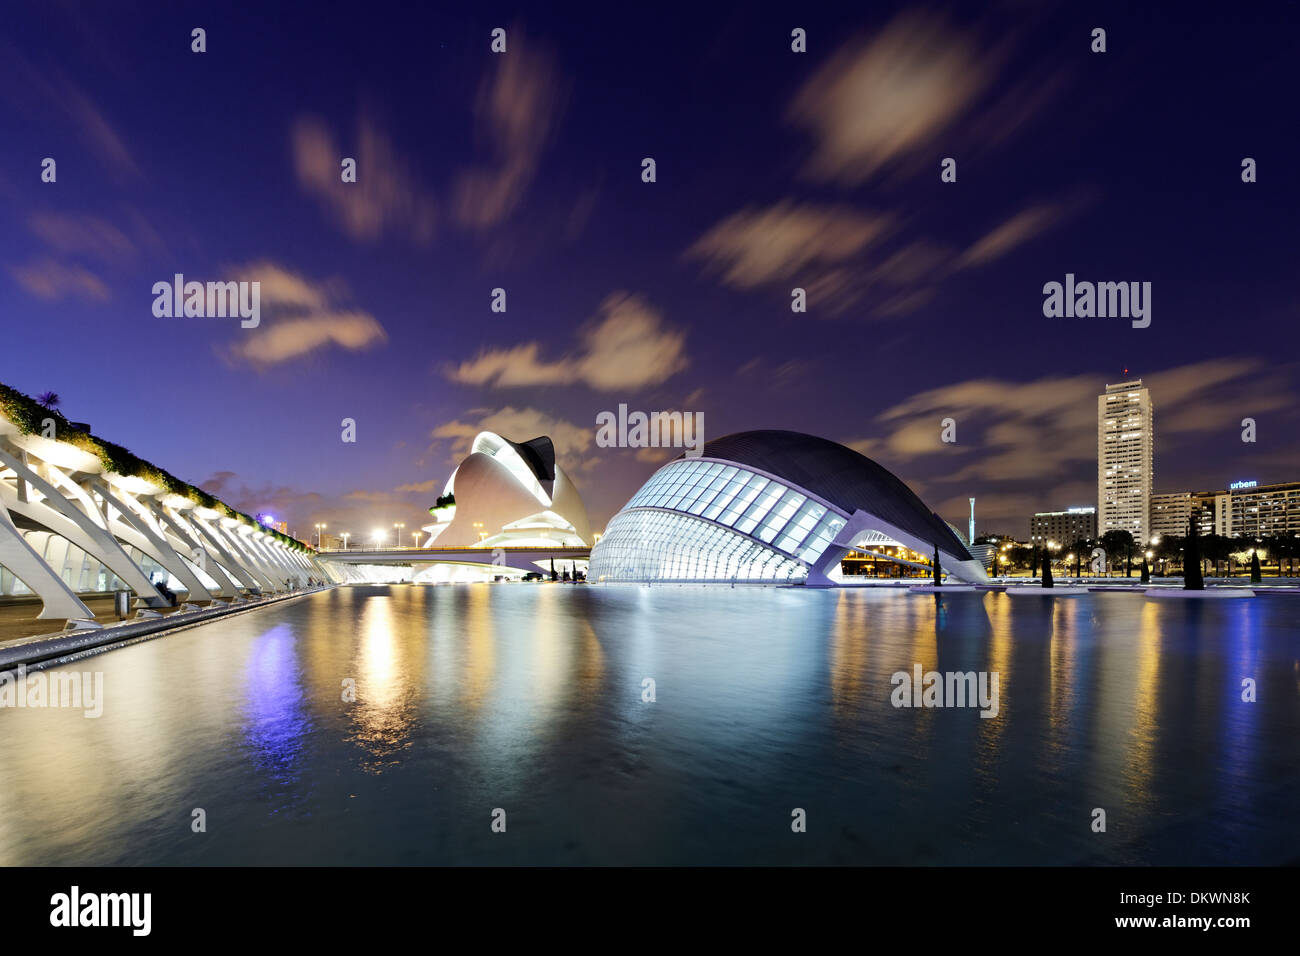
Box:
[36,391,60,410]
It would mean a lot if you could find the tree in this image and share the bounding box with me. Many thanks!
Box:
[36,391,60,409]
[1184,518,1204,590]
[1042,551,1054,588]
[1250,548,1261,584]
[1140,554,1150,584]
[1263,535,1288,577]
[933,544,941,586]
[1068,537,1094,578]
[1155,534,1183,576]
[1202,533,1231,578]
[1100,530,1134,579]
[1029,546,1038,578]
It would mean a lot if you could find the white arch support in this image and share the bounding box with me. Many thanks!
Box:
[807,508,989,586]
[210,521,283,592]
[0,445,168,606]
[90,480,215,603]
[184,513,272,592]
[146,501,243,597]
[0,505,93,620]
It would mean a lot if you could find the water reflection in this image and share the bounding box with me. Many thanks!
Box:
[349,593,418,772]
[0,585,1295,865]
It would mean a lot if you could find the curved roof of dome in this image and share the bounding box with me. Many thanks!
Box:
[687,430,971,560]
[470,432,555,484]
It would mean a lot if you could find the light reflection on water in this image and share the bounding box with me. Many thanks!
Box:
[0,584,1297,865]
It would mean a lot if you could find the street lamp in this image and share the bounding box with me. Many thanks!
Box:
[314,522,327,549]
[412,531,420,548]
[394,522,405,548]
[341,532,350,551]
[372,528,386,548]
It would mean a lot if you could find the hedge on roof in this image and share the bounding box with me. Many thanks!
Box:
[0,382,315,553]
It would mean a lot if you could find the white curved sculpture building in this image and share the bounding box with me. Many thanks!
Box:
[420,432,591,550]
[589,429,988,586]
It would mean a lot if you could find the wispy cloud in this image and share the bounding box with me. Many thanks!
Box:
[685,201,891,289]
[0,46,139,180]
[447,292,686,390]
[8,258,109,302]
[453,28,568,230]
[785,10,1064,187]
[292,112,437,243]
[786,12,994,185]
[225,261,387,366]
[955,202,1075,269]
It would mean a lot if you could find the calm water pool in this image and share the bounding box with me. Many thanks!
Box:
[1,584,1296,865]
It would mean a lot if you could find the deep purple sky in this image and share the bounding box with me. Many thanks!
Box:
[2,0,1298,541]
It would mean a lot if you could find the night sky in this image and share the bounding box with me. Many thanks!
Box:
[2,1,1298,541]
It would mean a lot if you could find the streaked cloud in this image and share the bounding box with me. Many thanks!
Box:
[686,201,891,289]
[0,43,138,180]
[453,29,567,230]
[861,358,1285,481]
[229,312,387,366]
[955,203,1070,269]
[8,257,110,302]
[225,262,387,366]
[292,113,437,242]
[447,292,686,390]
[786,12,992,185]
[27,212,136,262]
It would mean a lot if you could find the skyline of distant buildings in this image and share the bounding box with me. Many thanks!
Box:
[1019,377,1298,546]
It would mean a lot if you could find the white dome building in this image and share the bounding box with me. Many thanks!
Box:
[420,432,591,550]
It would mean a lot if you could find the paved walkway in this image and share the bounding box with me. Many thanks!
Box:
[0,595,197,644]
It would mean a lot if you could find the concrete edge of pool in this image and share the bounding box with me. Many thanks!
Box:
[0,586,336,672]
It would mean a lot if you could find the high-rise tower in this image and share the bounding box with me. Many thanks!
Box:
[1097,380,1154,543]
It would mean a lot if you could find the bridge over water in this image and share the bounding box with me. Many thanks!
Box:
[318,546,590,576]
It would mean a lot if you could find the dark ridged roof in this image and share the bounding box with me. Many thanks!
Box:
[507,436,555,483]
[687,430,971,560]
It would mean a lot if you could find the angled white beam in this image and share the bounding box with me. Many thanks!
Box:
[209,521,282,592]
[0,504,93,619]
[0,446,167,606]
[91,480,215,603]
[178,512,264,592]
[147,502,242,597]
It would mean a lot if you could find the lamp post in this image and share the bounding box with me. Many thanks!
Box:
[394,522,404,548]
[314,522,327,549]
[341,532,350,551]
[372,529,386,549]
[412,531,420,548]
